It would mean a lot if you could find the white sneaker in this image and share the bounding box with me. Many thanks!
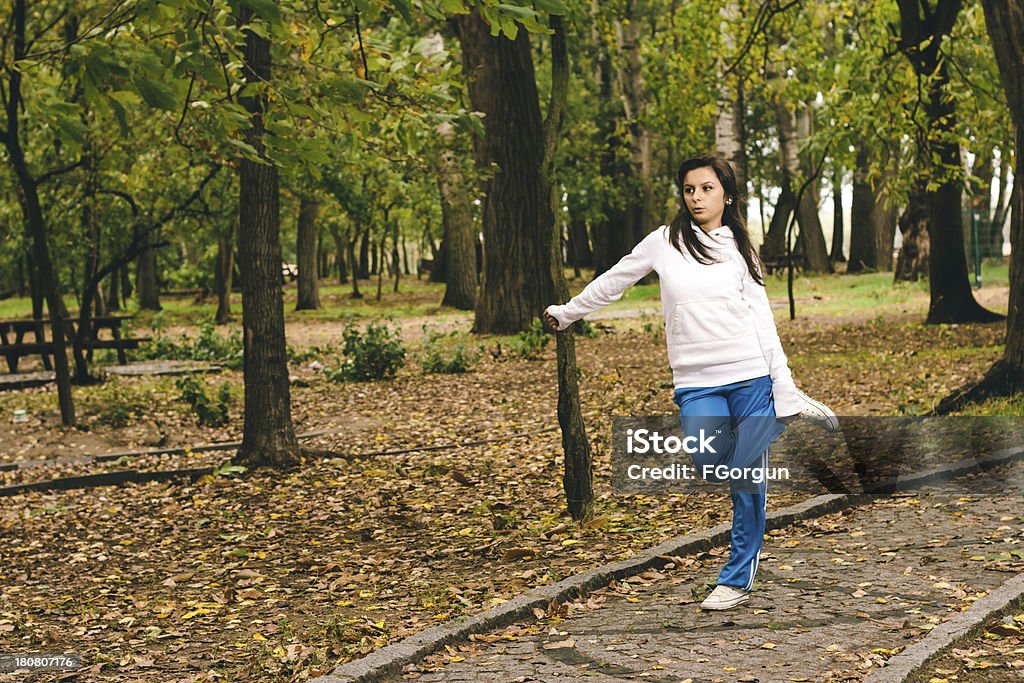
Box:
[795,388,839,432]
[700,584,750,610]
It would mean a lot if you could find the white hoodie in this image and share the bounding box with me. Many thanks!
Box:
[545,223,804,417]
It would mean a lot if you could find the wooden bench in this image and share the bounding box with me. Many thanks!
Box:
[0,315,151,372]
[0,319,53,373]
[65,315,151,365]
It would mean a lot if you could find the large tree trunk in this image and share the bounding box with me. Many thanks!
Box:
[214,224,235,324]
[234,6,299,468]
[936,0,1024,411]
[566,217,592,276]
[454,8,559,333]
[793,105,832,273]
[762,99,801,263]
[896,0,1001,324]
[715,2,748,219]
[136,244,161,310]
[435,122,478,310]
[848,148,897,273]
[3,0,74,424]
[894,182,931,282]
[295,195,321,310]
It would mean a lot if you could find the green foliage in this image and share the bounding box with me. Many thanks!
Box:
[141,321,244,370]
[325,320,406,382]
[420,327,481,374]
[510,318,551,360]
[176,375,234,428]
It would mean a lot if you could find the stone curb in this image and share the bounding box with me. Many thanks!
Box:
[864,572,1024,683]
[312,444,1024,683]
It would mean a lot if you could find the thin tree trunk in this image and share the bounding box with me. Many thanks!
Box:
[358,229,370,278]
[214,224,235,324]
[831,164,846,263]
[543,15,594,521]
[435,122,478,310]
[136,244,161,310]
[295,195,321,310]
[347,236,362,299]
[234,5,299,468]
[105,267,120,312]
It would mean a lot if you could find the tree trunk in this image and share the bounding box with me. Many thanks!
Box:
[896,0,1001,324]
[329,224,348,285]
[934,0,1024,411]
[715,1,748,219]
[73,141,100,383]
[543,15,594,521]
[3,0,73,423]
[234,6,299,468]
[566,217,592,277]
[848,148,897,272]
[454,8,560,333]
[391,222,400,293]
[214,225,235,324]
[794,105,832,273]
[105,266,120,312]
[894,182,931,282]
[295,195,321,310]
[136,244,161,310]
[347,236,362,299]
[831,164,846,262]
[358,229,370,278]
[435,122,478,310]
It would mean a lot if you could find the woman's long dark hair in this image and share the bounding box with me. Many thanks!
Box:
[668,153,765,286]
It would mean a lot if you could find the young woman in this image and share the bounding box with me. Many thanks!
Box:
[544,153,837,611]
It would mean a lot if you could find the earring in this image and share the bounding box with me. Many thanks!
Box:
[726,198,733,205]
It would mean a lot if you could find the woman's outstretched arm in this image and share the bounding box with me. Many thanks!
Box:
[545,228,659,330]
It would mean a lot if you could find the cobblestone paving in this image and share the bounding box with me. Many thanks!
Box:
[391,463,1024,682]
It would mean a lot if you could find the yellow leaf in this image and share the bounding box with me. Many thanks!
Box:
[761,642,776,649]
[252,633,267,641]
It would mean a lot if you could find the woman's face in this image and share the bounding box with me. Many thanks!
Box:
[682,166,728,230]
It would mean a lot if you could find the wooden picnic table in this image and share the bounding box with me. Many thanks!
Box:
[0,314,150,373]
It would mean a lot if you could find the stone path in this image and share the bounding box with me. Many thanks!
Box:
[389,462,1024,682]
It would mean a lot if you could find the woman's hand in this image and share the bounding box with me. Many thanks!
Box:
[543,309,560,331]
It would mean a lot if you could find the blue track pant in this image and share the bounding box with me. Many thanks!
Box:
[673,375,787,591]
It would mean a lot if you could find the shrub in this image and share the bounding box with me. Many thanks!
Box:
[141,321,244,370]
[176,375,234,427]
[325,320,406,382]
[511,318,550,360]
[420,329,481,374]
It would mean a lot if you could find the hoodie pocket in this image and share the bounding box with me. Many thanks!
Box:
[670,298,749,344]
